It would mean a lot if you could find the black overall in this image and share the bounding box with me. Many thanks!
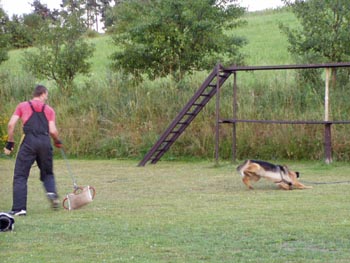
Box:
[12,101,57,211]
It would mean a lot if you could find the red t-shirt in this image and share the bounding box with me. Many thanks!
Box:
[13,100,55,125]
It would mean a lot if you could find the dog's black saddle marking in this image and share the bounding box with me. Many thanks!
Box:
[251,160,286,173]
[251,160,294,187]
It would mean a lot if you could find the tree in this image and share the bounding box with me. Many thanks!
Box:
[86,0,100,31]
[0,6,9,64]
[109,0,246,80]
[3,0,60,50]
[5,14,38,49]
[280,0,350,85]
[31,0,52,19]
[22,4,95,96]
[99,0,113,31]
[62,0,103,32]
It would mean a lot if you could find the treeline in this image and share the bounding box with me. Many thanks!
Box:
[0,0,114,49]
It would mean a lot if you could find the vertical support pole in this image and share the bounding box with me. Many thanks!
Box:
[324,68,332,164]
[324,123,332,164]
[232,71,237,162]
[215,64,221,164]
[325,68,330,122]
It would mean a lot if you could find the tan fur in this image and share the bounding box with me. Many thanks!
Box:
[237,160,312,190]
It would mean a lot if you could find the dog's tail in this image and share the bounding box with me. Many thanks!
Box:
[236,160,250,176]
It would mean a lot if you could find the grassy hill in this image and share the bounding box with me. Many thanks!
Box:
[236,9,298,66]
[1,8,297,81]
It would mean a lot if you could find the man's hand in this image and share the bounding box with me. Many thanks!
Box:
[54,139,63,148]
[4,141,14,155]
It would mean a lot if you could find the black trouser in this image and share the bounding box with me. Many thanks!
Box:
[12,134,57,211]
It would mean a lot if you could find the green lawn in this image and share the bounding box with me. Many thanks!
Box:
[1,158,350,262]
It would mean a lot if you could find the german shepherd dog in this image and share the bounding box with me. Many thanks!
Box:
[237,160,312,190]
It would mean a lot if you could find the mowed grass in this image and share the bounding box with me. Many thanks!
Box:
[1,158,350,262]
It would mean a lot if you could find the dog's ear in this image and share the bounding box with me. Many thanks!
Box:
[296,172,300,178]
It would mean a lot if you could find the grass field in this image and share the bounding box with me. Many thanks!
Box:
[1,158,350,262]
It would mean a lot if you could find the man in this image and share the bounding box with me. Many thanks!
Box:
[3,85,62,216]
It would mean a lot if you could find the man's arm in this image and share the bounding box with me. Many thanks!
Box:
[48,120,62,148]
[48,120,59,141]
[7,115,20,142]
[3,115,20,154]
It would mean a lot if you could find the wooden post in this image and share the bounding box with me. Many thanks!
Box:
[324,68,332,164]
[325,68,330,122]
[232,71,237,162]
[324,123,332,164]
[215,64,221,164]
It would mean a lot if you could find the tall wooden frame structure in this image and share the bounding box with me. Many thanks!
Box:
[138,62,350,166]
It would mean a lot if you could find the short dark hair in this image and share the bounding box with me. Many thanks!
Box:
[33,85,48,97]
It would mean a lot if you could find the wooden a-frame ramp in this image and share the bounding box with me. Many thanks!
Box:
[138,64,230,166]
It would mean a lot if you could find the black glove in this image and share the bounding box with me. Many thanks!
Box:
[5,141,14,151]
[54,139,63,148]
